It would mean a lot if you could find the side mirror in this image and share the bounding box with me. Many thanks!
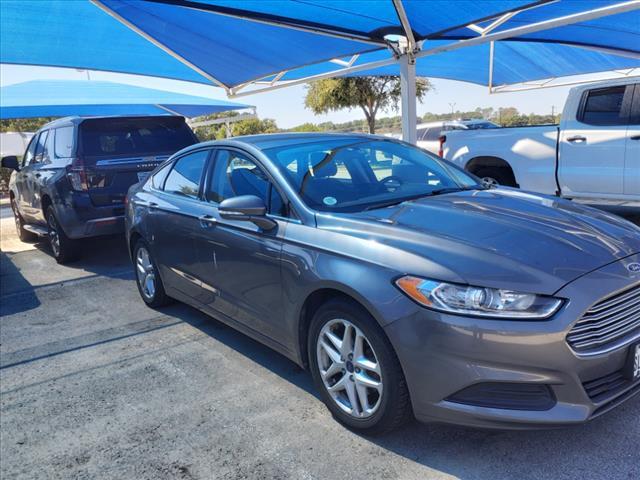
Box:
[219,195,277,230]
[1,156,20,171]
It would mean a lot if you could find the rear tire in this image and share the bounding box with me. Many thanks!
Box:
[133,239,172,308]
[308,298,412,434]
[10,197,37,242]
[474,167,517,187]
[46,206,79,264]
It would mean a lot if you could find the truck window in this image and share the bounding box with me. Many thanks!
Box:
[423,128,442,141]
[79,117,196,160]
[54,126,74,158]
[580,86,627,126]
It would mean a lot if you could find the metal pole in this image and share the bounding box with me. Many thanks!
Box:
[400,54,417,144]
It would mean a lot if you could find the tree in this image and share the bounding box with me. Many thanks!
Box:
[304,76,431,134]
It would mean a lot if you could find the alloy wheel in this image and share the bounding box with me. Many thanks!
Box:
[316,319,383,419]
[482,176,500,187]
[47,212,61,257]
[136,246,156,300]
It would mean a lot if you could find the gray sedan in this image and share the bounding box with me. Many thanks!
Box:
[125,133,640,433]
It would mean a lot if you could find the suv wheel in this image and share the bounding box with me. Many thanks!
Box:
[308,298,412,434]
[133,239,171,308]
[11,198,37,242]
[46,206,79,264]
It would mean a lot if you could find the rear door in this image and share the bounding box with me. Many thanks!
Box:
[78,116,197,207]
[559,84,633,197]
[625,84,640,197]
[149,148,212,300]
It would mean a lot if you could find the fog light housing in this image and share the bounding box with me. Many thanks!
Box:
[446,383,556,411]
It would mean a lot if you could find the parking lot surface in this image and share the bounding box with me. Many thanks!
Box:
[1,203,639,480]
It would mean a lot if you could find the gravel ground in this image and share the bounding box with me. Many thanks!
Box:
[1,204,639,480]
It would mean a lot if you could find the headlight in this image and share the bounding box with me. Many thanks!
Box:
[395,276,562,319]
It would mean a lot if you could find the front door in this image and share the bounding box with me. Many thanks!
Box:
[150,149,211,300]
[559,84,633,197]
[16,131,44,221]
[195,148,287,341]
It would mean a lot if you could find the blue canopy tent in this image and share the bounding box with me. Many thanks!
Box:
[1,0,639,141]
[0,80,251,119]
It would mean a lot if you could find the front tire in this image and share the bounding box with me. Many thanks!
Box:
[133,239,171,308]
[474,167,517,187]
[46,206,79,264]
[11,197,37,242]
[308,298,412,434]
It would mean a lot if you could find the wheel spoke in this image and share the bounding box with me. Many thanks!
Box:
[355,382,370,413]
[344,379,360,415]
[320,340,341,365]
[340,324,354,358]
[355,357,380,376]
[321,361,342,380]
[355,372,382,392]
[324,329,342,353]
[327,375,346,393]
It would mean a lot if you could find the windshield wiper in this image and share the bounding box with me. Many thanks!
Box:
[362,193,434,211]
[428,185,486,196]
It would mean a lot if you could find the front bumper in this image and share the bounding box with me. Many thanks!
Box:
[385,254,640,429]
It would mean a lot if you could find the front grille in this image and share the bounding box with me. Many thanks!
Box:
[567,283,640,354]
[583,370,637,403]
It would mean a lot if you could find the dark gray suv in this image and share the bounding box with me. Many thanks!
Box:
[126,133,640,433]
[2,115,197,263]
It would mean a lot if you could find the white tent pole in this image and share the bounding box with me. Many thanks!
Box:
[399,54,417,144]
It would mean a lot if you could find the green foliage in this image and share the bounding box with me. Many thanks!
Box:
[304,77,431,133]
[289,122,321,132]
[1,117,54,133]
[194,118,279,141]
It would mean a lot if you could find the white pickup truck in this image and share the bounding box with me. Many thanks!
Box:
[442,78,640,212]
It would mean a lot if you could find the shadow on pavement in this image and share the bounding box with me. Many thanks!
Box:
[0,251,40,315]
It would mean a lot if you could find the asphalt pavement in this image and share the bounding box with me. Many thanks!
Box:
[1,203,638,480]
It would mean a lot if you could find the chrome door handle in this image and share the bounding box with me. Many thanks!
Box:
[199,215,217,228]
[148,202,158,209]
[567,135,586,143]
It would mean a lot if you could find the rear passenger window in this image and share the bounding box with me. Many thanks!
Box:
[151,162,172,189]
[581,86,627,125]
[54,127,74,157]
[163,150,208,198]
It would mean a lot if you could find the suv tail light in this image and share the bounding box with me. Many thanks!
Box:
[67,157,88,191]
[67,157,110,191]
[438,135,446,157]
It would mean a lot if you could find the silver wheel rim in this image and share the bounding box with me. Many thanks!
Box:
[316,319,383,419]
[482,176,499,186]
[136,246,156,300]
[47,213,60,257]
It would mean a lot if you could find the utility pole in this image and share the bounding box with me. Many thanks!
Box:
[448,102,456,119]
[551,105,557,122]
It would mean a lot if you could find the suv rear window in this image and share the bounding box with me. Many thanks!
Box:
[79,117,196,158]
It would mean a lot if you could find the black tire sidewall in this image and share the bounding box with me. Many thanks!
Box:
[46,206,76,263]
[475,167,515,187]
[308,299,408,433]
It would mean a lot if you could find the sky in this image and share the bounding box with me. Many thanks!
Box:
[0,64,575,129]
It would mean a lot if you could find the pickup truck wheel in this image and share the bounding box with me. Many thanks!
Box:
[10,198,37,242]
[474,167,517,187]
[46,206,79,264]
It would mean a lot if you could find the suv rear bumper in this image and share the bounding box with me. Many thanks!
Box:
[384,254,640,429]
[57,193,126,239]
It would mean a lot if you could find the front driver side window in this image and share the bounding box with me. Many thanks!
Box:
[206,150,286,216]
[22,133,39,167]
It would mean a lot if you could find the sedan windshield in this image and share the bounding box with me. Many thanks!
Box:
[263,138,482,212]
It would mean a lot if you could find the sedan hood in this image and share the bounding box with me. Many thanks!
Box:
[319,188,640,295]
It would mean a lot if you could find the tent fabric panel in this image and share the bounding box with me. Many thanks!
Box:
[101,0,381,88]
[0,0,210,84]
[438,1,640,55]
